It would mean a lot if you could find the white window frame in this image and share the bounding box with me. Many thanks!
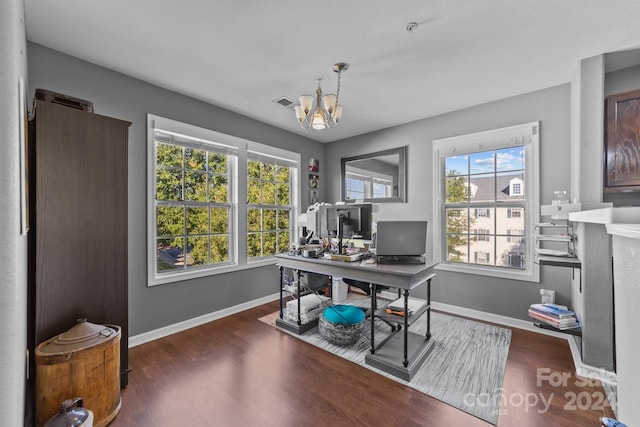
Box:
[147,114,300,286]
[246,150,298,261]
[432,122,540,282]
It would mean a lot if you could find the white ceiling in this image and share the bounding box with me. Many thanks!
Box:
[24,0,640,143]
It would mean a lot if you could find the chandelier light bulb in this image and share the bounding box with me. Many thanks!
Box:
[311,107,325,129]
[333,104,343,122]
[294,105,306,122]
[299,95,313,115]
[323,94,337,114]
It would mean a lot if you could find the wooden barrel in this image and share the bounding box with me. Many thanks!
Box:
[35,319,121,427]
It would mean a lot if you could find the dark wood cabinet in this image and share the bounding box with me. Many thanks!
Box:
[604,88,640,192]
[28,93,130,400]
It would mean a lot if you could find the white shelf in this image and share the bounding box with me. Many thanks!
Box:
[536,235,572,242]
[540,203,582,219]
[535,207,578,268]
[537,255,581,268]
[536,248,570,256]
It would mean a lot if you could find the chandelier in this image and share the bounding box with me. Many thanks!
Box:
[294,62,349,130]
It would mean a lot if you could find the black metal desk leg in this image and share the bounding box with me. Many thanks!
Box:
[426,277,432,340]
[297,270,302,326]
[370,283,376,354]
[279,266,284,319]
[403,289,409,367]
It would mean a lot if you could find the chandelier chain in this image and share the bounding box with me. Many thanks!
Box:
[294,62,348,130]
[335,71,342,105]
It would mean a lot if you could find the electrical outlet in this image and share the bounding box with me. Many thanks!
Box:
[539,288,556,304]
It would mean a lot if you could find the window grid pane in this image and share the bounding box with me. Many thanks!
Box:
[443,146,526,271]
[247,159,293,260]
[155,133,233,273]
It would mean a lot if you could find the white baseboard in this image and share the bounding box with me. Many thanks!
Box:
[128,293,280,348]
[128,293,617,386]
[430,301,617,386]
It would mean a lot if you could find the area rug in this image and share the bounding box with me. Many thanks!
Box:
[260,301,511,425]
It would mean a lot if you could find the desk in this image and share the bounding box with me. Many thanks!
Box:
[274,253,438,381]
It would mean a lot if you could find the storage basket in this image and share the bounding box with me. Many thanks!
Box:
[319,305,365,345]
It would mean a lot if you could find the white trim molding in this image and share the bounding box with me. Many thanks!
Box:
[129,293,280,347]
[129,294,616,386]
[431,301,616,386]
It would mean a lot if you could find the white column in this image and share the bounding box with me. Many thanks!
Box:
[0,0,29,426]
[570,54,605,204]
[606,224,640,425]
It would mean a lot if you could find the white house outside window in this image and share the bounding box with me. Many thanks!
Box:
[433,122,540,282]
[147,115,299,286]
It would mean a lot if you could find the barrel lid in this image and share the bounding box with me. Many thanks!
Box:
[39,318,117,354]
[44,398,92,427]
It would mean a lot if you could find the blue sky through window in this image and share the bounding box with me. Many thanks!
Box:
[445,147,524,176]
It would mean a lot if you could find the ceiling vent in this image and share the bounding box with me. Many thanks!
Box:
[273,96,298,110]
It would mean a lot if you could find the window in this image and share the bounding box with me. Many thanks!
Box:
[345,173,367,200]
[247,154,295,259]
[506,229,525,243]
[507,208,522,218]
[475,251,491,264]
[433,122,540,282]
[345,172,393,200]
[511,180,522,195]
[147,115,299,286]
[474,228,491,241]
[474,208,491,218]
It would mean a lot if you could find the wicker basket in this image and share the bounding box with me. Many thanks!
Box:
[319,306,365,345]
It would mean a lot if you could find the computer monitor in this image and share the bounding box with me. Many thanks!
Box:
[319,204,373,241]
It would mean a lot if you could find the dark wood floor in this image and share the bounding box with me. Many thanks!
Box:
[110,300,615,427]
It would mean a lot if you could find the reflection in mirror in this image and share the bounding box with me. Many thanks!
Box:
[341,146,406,203]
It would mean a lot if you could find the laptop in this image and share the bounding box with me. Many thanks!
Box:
[374,221,427,264]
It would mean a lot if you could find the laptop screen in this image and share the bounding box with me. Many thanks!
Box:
[375,221,427,256]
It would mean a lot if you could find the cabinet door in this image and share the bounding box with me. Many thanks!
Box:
[34,100,130,385]
[605,89,640,192]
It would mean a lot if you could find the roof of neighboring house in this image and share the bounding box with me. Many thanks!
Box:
[470,174,524,202]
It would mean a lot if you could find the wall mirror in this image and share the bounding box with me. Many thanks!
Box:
[341,146,407,203]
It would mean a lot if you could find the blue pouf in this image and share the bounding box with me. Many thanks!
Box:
[319,305,365,345]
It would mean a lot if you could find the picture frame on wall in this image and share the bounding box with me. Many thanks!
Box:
[309,174,319,188]
[309,157,319,172]
[604,89,640,193]
[309,189,319,204]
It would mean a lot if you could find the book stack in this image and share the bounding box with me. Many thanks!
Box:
[528,303,579,330]
[385,297,427,317]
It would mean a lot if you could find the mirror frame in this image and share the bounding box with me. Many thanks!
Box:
[340,146,407,203]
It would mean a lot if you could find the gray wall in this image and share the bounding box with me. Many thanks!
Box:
[326,85,574,320]
[27,41,584,331]
[605,63,640,95]
[1,0,28,424]
[27,43,326,336]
